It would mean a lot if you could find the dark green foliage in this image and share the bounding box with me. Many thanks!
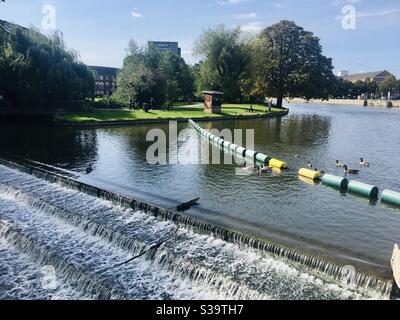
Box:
[114,40,194,108]
[194,25,247,103]
[254,21,336,107]
[0,22,94,111]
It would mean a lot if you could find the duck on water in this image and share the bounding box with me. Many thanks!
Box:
[343,165,359,175]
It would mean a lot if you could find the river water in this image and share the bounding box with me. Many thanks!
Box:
[0,103,400,294]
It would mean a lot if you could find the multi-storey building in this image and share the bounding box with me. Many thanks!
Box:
[88,66,119,97]
[148,41,181,57]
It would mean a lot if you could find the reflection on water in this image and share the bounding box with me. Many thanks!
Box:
[1,103,400,264]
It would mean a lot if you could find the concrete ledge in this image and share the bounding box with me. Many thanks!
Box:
[56,109,289,128]
[290,98,400,108]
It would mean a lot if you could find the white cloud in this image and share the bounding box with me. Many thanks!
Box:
[357,9,399,18]
[217,0,247,6]
[131,10,142,18]
[240,21,264,33]
[275,2,288,9]
[234,12,257,20]
[335,8,399,20]
[332,0,362,6]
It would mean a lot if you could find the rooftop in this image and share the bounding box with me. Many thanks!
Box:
[343,70,393,82]
[202,91,224,95]
[88,65,120,76]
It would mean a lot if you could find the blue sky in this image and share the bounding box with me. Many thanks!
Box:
[1,0,399,77]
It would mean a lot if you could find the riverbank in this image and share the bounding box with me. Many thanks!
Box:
[57,104,288,127]
[289,98,400,108]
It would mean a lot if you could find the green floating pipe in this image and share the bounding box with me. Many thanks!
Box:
[348,180,379,199]
[213,137,220,144]
[244,150,258,160]
[256,153,271,165]
[236,146,247,157]
[229,144,238,152]
[322,174,349,189]
[382,190,400,206]
[224,142,232,150]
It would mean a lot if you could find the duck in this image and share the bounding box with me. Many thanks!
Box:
[85,164,93,174]
[307,161,313,168]
[343,165,359,175]
[360,158,370,167]
[335,160,344,168]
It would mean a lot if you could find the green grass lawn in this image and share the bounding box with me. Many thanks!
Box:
[59,104,284,122]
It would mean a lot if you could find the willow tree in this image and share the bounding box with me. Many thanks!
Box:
[194,25,248,102]
[254,21,335,108]
[0,21,94,111]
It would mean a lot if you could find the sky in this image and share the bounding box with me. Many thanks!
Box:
[1,0,399,77]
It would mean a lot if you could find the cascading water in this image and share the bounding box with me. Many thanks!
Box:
[0,161,395,300]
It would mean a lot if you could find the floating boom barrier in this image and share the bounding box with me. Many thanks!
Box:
[299,170,387,202]
[348,180,379,199]
[189,120,400,206]
[322,174,349,189]
[188,119,287,168]
[298,168,321,181]
[382,190,400,207]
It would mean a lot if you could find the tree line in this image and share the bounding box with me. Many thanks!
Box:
[1,18,399,112]
[0,21,94,111]
[331,75,400,99]
[115,20,338,108]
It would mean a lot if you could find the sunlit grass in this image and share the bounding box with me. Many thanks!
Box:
[59,104,284,122]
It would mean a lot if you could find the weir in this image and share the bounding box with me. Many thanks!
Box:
[0,158,397,299]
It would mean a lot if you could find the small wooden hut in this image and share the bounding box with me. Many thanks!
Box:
[202,91,223,114]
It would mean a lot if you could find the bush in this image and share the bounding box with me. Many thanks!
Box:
[94,96,125,109]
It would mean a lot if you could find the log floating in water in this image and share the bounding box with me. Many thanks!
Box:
[177,197,200,212]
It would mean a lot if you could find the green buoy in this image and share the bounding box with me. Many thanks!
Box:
[322,174,349,189]
[382,190,400,206]
[348,180,379,199]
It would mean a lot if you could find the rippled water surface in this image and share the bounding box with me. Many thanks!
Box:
[1,103,400,264]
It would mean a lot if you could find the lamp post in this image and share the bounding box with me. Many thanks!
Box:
[167,80,170,111]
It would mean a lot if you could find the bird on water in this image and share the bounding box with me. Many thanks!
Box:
[360,158,370,167]
[86,164,93,174]
[343,165,359,175]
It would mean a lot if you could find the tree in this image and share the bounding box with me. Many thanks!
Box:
[115,42,165,107]
[194,25,247,102]
[255,20,335,108]
[115,40,194,108]
[0,21,94,111]
[159,51,194,102]
[379,75,398,96]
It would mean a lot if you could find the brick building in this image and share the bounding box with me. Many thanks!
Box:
[88,66,119,97]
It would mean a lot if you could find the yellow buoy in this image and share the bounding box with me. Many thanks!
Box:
[269,158,287,169]
[299,168,321,180]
